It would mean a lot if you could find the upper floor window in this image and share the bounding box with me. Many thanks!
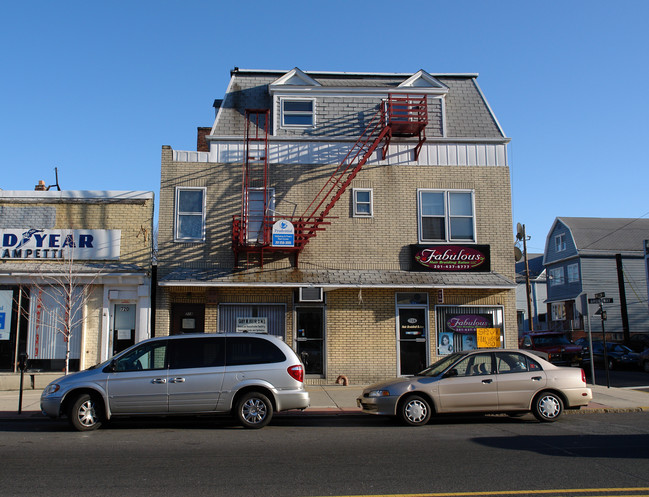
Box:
[418,190,475,243]
[567,263,580,283]
[549,267,564,286]
[175,187,206,242]
[555,233,566,252]
[352,188,373,217]
[281,99,315,127]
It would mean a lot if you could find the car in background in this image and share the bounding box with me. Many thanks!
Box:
[41,333,309,431]
[519,331,583,366]
[588,341,640,370]
[357,349,592,426]
[639,349,649,373]
[629,334,649,353]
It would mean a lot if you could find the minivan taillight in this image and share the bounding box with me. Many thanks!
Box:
[581,368,587,385]
[288,365,304,383]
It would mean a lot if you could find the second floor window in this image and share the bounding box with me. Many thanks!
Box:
[175,187,206,242]
[555,233,566,252]
[549,267,564,286]
[418,190,475,243]
[281,99,315,127]
[567,263,580,283]
[353,188,373,217]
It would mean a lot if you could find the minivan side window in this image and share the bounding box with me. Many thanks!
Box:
[115,341,168,372]
[169,337,225,369]
[226,337,286,366]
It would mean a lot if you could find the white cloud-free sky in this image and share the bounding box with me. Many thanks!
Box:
[1,0,647,253]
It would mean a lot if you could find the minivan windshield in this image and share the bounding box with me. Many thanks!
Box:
[416,353,463,377]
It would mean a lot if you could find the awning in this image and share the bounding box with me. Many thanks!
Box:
[158,267,515,290]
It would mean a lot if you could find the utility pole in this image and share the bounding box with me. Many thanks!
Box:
[516,223,534,331]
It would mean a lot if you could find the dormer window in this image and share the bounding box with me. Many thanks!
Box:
[281,99,315,127]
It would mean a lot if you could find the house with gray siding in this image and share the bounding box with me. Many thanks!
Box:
[543,217,649,343]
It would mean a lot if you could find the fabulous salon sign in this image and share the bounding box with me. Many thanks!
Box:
[0,229,121,260]
[410,244,491,272]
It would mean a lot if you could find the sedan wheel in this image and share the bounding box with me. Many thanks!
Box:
[68,393,102,431]
[532,392,563,422]
[399,395,431,426]
[235,392,273,429]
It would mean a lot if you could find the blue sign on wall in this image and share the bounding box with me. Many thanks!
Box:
[272,220,295,247]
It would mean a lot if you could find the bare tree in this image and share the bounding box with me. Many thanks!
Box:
[20,249,103,375]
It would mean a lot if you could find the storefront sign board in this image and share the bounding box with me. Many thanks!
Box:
[410,244,491,272]
[0,229,121,260]
[236,317,268,333]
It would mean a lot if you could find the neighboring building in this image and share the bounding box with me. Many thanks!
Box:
[0,188,154,373]
[543,217,649,342]
[157,67,516,384]
[515,253,547,333]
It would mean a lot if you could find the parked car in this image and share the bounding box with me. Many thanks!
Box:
[639,349,649,373]
[357,349,592,426]
[41,333,310,431]
[519,331,583,366]
[629,334,649,353]
[588,341,640,370]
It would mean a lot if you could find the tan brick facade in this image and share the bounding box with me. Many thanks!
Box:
[0,191,154,372]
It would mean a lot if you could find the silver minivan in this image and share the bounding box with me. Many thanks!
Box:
[41,333,310,431]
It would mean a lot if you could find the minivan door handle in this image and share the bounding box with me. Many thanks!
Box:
[170,377,186,383]
[482,379,493,384]
[151,378,167,384]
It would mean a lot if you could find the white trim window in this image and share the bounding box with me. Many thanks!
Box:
[555,233,566,252]
[281,98,315,128]
[418,190,475,243]
[174,187,206,242]
[549,267,565,286]
[352,188,373,217]
[567,263,580,283]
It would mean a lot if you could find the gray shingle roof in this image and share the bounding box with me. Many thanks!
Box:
[158,267,514,289]
[515,253,545,282]
[558,217,649,255]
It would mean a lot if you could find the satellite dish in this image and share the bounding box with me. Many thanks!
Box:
[516,223,524,241]
[514,246,523,261]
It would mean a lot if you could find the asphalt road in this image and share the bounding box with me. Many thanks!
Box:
[1,411,648,497]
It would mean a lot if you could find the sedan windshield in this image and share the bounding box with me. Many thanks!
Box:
[416,353,464,377]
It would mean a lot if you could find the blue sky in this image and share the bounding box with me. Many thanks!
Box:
[1,1,647,254]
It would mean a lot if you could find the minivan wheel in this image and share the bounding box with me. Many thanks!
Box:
[235,392,273,429]
[399,395,431,426]
[532,392,563,422]
[68,393,102,431]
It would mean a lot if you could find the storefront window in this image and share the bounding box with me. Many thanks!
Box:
[435,306,503,355]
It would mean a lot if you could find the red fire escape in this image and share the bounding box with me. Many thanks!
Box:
[232,94,428,267]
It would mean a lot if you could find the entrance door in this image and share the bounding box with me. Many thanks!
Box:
[296,307,324,375]
[397,307,428,375]
[246,189,274,243]
[113,304,136,356]
[171,304,205,335]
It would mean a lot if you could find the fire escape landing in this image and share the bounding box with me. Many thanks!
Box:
[232,94,428,267]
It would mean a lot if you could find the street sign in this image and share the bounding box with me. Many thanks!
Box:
[588,297,614,304]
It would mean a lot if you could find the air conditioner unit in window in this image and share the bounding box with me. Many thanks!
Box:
[299,287,323,302]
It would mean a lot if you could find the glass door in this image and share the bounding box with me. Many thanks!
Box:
[296,307,324,375]
[397,307,428,375]
[112,304,136,356]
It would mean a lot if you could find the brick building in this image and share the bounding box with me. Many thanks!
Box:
[0,189,154,373]
[156,68,515,384]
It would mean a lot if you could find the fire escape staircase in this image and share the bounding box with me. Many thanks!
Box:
[232,94,428,267]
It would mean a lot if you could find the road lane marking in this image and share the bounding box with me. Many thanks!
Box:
[316,488,649,497]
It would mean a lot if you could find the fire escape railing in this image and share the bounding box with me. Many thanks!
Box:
[232,93,428,266]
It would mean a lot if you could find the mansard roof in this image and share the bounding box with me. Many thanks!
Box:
[210,67,505,139]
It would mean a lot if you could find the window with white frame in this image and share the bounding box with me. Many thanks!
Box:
[549,267,564,286]
[418,190,475,243]
[567,263,580,283]
[175,187,206,242]
[555,233,566,252]
[281,99,315,127]
[551,302,566,321]
[352,188,373,217]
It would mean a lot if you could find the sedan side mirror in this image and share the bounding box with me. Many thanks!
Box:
[103,360,117,373]
[444,368,458,378]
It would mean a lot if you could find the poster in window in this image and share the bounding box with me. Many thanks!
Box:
[399,309,425,339]
[438,332,454,355]
[445,314,492,334]
[0,290,11,341]
[462,334,477,350]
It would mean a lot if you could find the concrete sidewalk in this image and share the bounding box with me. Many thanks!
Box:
[1,383,648,421]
